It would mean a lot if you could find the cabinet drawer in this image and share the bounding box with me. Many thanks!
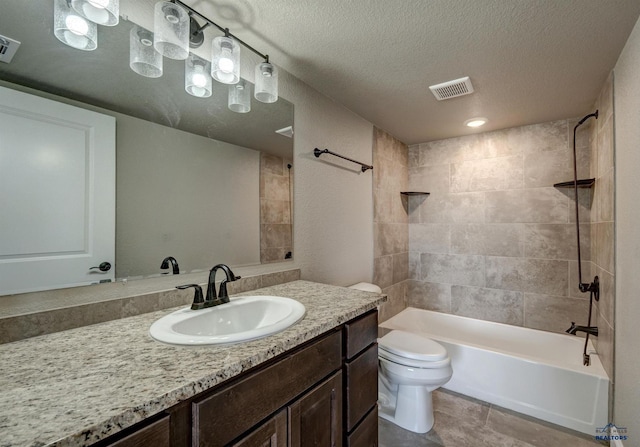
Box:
[346,407,377,447]
[105,416,170,447]
[345,311,378,359]
[193,331,342,447]
[345,343,378,431]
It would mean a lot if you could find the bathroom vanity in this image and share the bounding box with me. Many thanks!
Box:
[0,280,384,447]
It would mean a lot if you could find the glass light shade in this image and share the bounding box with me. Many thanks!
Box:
[153,1,189,60]
[71,0,119,26]
[54,0,97,51]
[185,54,212,98]
[228,80,251,113]
[211,36,240,84]
[130,26,163,78]
[254,62,278,103]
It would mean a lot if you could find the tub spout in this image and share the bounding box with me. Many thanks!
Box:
[565,322,598,337]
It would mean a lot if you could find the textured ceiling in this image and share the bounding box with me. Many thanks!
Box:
[169,0,640,144]
[5,1,639,147]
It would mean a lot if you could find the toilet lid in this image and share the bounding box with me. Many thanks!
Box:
[378,330,447,362]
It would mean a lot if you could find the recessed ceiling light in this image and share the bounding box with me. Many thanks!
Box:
[464,117,487,128]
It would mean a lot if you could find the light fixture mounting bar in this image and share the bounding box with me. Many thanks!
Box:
[173,0,270,62]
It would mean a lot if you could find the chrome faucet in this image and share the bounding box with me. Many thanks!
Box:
[176,264,241,310]
[565,322,598,337]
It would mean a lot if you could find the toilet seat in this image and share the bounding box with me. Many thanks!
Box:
[379,349,451,369]
[378,330,449,369]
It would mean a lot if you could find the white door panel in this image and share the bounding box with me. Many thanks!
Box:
[0,86,115,295]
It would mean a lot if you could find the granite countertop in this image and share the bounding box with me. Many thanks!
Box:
[0,280,385,447]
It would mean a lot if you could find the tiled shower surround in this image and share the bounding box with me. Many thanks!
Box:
[372,105,614,389]
[260,152,293,263]
[407,118,595,333]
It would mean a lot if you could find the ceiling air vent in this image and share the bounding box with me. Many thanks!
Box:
[429,76,474,101]
[0,34,20,64]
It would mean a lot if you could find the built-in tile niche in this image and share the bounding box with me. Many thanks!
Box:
[260,152,293,263]
[407,118,597,335]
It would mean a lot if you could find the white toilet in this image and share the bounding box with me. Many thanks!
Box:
[349,282,453,434]
[377,330,452,433]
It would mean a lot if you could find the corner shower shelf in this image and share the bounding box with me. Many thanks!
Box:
[553,179,595,188]
[400,191,430,196]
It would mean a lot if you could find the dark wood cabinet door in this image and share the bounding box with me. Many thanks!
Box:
[231,410,287,447]
[345,344,378,431]
[289,372,343,447]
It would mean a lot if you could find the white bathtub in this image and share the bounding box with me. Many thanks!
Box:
[380,307,609,435]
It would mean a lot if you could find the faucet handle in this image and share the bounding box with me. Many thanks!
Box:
[176,284,205,310]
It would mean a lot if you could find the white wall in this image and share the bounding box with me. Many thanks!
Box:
[613,15,640,431]
[281,73,374,286]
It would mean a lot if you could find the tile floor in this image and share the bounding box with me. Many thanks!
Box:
[379,389,606,447]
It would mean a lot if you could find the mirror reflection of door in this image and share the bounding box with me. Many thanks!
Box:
[0,86,115,295]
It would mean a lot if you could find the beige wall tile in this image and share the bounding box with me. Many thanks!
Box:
[451,285,524,325]
[379,281,407,322]
[451,155,523,193]
[594,266,614,328]
[597,116,615,177]
[261,153,284,175]
[421,253,485,287]
[523,293,589,333]
[486,257,568,296]
[376,223,408,257]
[451,223,523,257]
[523,223,590,261]
[409,223,450,254]
[374,255,394,290]
[449,192,486,223]
[409,164,450,194]
[406,280,451,312]
[524,148,572,188]
[485,188,568,224]
[518,120,568,154]
[392,252,409,285]
[595,309,614,380]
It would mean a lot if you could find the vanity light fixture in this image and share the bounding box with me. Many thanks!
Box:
[52,0,279,105]
[54,0,98,51]
[172,0,278,102]
[464,117,488,128]
[185,53,212,98]
[71,0,119,27]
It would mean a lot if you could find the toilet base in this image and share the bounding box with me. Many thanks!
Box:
[378,378,435,433]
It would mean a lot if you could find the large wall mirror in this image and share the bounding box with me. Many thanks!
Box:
[0,0,294,292]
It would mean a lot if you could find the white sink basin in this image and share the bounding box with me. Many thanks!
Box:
[149,295,306,346]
